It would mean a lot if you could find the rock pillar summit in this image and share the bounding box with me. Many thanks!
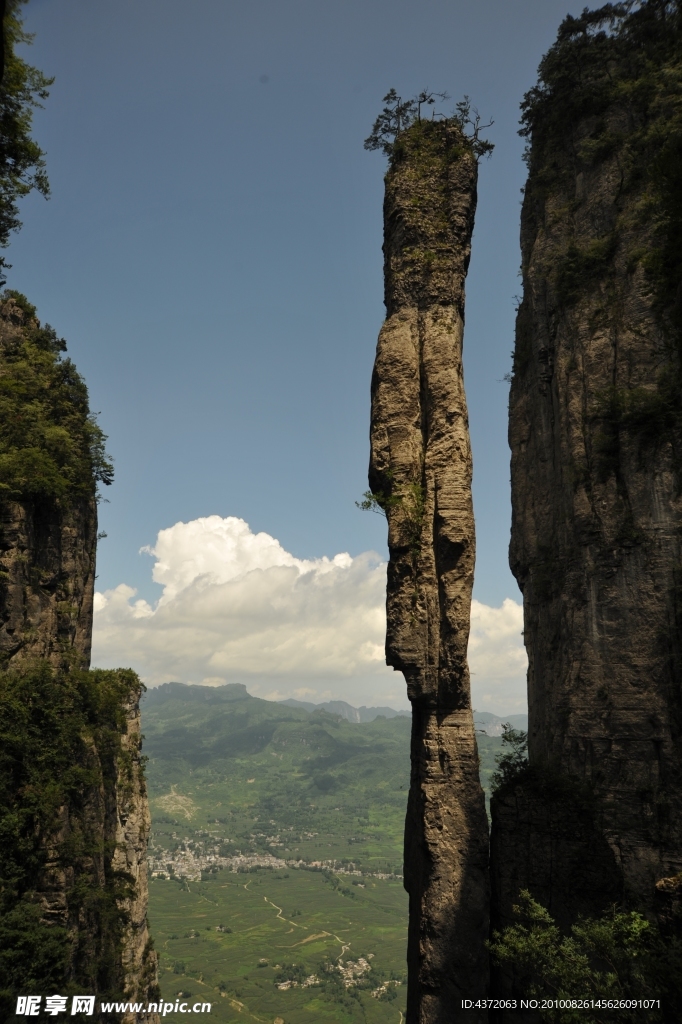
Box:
[368,119,489,1023]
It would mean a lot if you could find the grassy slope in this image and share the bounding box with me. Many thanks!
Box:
[143,684,503,1023]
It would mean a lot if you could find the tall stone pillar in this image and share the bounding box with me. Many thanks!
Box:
[369,120,490,1023]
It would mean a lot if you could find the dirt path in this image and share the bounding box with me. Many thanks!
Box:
[263,894,304,928]
[335,939,351,961]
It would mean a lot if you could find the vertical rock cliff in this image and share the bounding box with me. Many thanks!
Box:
[1,666,160,1022]
[115,685,161,1022]
[0,489,96,665]
[494,0,682,973]
[0,295,100,668]
[369,120,489,1022]
[0,293,159,1020]
[37,670,159,1023]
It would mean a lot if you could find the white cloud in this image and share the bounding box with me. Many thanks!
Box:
[92,515,527,713]
[469,598,528,714]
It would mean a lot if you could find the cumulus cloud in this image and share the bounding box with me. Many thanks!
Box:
[92,515,527,713]
[469,598,528,714]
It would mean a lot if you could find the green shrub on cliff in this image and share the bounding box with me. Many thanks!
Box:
[490,723,528,792]
[0,0,53,282]
[516,0,682,463]
[0,291,113,502]
[490,726,603,821]
[356,477,425,554]
[0,663,143,1014]
[364,88,493,161]
[520,1,682,343]
[489,891,682,1023]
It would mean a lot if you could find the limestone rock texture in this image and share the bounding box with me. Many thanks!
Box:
[40,676,160,1023]
[493,2,682,979]
[368,121,489,1023]
[115,687,161,1022]
[0,493,97,666]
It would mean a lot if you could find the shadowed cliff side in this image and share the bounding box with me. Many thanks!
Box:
[494,0,682,1008]
[368,118,489,1023]
[0,666,160,1023]
[0,293,159,1022]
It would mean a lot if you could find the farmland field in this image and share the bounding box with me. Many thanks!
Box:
[149,869,407,1024]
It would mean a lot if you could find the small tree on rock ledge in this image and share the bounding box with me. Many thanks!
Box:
[364,88,494,159]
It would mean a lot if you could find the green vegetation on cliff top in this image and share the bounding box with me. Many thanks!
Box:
[364,88,493,162]
[521,1,682,346]
[0,292,113,502]
[515,0,682,470]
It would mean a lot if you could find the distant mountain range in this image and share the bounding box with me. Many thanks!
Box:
[142,683,527,738]
[473,711,528,736]
[278,697,527,736]
[278,697,410,723]
[142,680,413,873]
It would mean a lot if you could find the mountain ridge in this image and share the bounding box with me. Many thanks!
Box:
[144,682,528,735]
[279,696,411,722]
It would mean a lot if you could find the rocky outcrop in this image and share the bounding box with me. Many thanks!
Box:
[0,293,159,1020]
[115,686,160,1022]
[494,0,682,983]
[39,673,159,1022]
[0,296,98,668]
[0,494,97,666]
[369,120,489,1023]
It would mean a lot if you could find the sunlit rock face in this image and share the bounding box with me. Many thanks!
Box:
[369,120,489,1024]
[495,5,682,1008]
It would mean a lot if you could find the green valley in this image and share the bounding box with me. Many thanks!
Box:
[142,684,510,1023]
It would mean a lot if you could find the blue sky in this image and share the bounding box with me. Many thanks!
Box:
[8,0,584,708]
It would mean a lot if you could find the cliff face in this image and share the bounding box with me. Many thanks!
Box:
[369,120,489,1023]
[0,494,97,666]
[0,293,158,1020]
[1,667,159,1022]
[114,691,159,1020]
[0,295,101,668]
[494,0,682,962]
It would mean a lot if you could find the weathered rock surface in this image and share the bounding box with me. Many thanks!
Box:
[0,494,97,666]
[494,4,682,987]
[369,121,489,1023]
[40,677,160,1023]
[116,688,161,1022]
